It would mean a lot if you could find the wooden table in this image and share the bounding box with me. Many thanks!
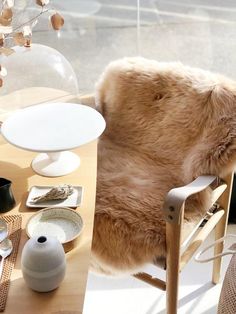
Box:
[0,91,97,314]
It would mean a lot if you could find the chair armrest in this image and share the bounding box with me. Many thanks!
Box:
[163,175,218,224]
[78,94,95,107]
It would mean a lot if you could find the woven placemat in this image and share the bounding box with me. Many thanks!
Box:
[0,215,22,312]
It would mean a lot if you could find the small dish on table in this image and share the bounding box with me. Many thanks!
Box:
[26,207,84,252]
[26,185,83,208]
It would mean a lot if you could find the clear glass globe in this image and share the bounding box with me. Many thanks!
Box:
[0,44,79,119]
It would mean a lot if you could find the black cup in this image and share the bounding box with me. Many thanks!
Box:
[0,178,16,213]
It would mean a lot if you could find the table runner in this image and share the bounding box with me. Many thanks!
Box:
[0,215,22,312]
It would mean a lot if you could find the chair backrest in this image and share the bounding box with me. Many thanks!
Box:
[96,57,236,184]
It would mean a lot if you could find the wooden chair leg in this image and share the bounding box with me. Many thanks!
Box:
[212,173,234,284]
[166,255,179,314]
[166,213,183,314]
[212,217,227,283]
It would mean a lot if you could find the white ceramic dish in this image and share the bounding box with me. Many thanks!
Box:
[26,207,84,252]
[26,185,83,208]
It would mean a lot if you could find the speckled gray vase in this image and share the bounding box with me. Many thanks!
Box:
[21,235,66,292]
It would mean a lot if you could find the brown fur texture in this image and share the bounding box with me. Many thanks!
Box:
[91,57,236,276]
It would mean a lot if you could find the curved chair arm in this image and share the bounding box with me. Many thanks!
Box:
[163,175,219,224]
[79,94,95,107]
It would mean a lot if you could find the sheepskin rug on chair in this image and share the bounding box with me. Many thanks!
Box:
[91,57,236,276]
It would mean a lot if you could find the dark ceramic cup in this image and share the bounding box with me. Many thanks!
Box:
[0,178,16,213]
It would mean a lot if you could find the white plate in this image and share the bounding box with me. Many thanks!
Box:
[26,207,84,244]
[26,185,83,208]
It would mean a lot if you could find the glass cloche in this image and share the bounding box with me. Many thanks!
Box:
[0,44,79,119]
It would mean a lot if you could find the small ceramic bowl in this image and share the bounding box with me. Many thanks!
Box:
[26,207,84,252]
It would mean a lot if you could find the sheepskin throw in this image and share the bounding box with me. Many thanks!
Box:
[91,57,236,275]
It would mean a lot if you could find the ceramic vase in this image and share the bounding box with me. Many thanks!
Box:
[21,235,66,292]
[0,178,16,213]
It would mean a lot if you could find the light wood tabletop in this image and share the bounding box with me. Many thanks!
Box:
[0,90,98,314]
[0,136,97,314]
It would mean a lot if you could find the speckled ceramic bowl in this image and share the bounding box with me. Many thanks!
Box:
[26,207,84,252]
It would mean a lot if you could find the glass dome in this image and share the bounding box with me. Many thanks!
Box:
[0,44,79,119]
